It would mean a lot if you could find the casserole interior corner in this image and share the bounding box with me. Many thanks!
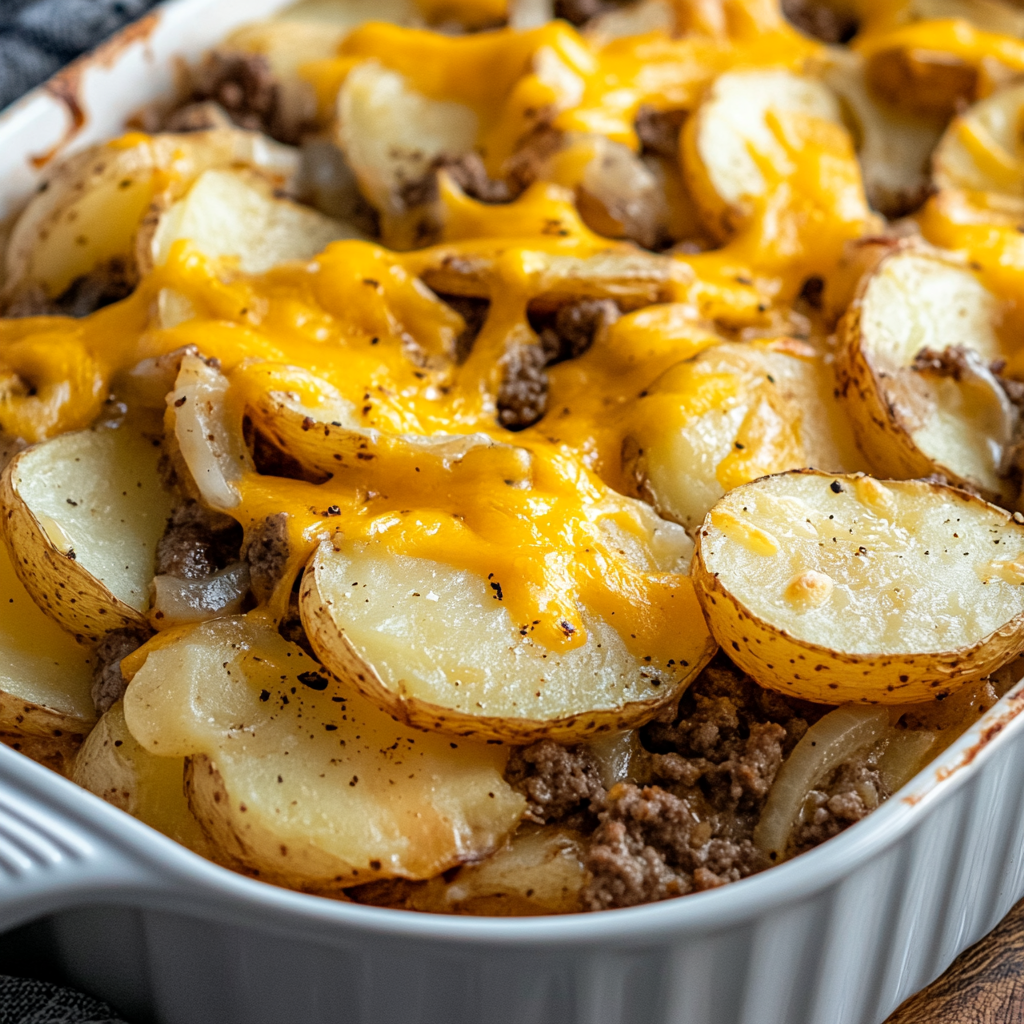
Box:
[2,0,1024,918]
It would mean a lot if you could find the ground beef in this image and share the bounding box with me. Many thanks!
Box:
[246,513,291,602]
[5,256,138,318]
[537,298,619,365]
[439,294,490,363]
[398,153,514,210]
[440,153,517,204]
[789,757,888,855]
[506,739,606,823]
[582,656,816,910]
[553,0,623,27]
[91,627,152,715]
[166,49,305,144]
[781,0,859,43]
[497,341,548,430]
[634,106,686,160]
[503,126,563,196]
[155,500,243,580]
[583,784,765,910]
[401,128,561,214]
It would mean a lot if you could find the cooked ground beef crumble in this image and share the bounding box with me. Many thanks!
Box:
[155,500,243,581]
[245,512,291,602]
[138,499,952,914]
[91,626,152,715]
[498,657,853,911]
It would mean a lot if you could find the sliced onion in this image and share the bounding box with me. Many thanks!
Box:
[754,705,890,863]
[587,731,645,790]
[150,563,250,628]
[169,354,251,510]
[876,729,938,794]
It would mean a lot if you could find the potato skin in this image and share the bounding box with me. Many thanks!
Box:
[0,692,90,775]
[185,753,374,894]
[691,474,1024,705]
[834,299,940,482]
[833,247,1016,506]
[0,452,148,644]
[300,560,717,744]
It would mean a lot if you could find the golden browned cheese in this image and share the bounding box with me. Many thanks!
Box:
[3,0,1024,690]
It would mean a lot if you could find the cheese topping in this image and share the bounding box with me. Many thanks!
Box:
[3,0,1023,664]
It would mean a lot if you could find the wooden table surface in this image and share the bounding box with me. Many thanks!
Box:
[884,898,1024,1023]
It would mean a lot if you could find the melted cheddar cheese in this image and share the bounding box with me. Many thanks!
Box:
[5,0,1024,666]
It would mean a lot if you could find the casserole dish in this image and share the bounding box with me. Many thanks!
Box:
[2,2,1024,1022]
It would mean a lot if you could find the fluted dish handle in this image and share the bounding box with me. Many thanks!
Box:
[0,745,170,931]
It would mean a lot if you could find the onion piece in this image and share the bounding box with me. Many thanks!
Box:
[876,729,938,794]
[150,562,250,628]
[168,354,251,510]
[754,705,890,863]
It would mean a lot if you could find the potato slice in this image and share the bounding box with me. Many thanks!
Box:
[73,702,209,854]
[354,826,586,915]
[823,50,945,218]
[1,129,298,310]
[933,81,1024,198]
[122,616,524,890]
[301,519,711,744]
[0,534,95,772]
[835,244,1016,504]
[243,365,532,486]
[335,61,478,247]
[140,168,359,276]
[692,470,1024,704]
[624,340,867,534]
[681,69,844,240]
[0,427,176,642]
[417,247,690,311]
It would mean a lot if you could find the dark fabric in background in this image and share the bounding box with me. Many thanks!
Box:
[0,977,125,1024]
[0,2,155,1006]
[0,0,160,110]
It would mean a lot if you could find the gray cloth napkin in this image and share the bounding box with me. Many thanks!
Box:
[0,0,159,110]
[0,977,127,1024]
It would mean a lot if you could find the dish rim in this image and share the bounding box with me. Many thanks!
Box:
[1,0,1023,947]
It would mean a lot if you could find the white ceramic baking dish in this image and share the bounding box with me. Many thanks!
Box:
[3,4,1024,1022]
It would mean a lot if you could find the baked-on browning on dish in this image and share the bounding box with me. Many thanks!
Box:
[3,0,1024,915]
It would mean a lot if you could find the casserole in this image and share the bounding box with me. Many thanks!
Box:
[2,1,1024,1021]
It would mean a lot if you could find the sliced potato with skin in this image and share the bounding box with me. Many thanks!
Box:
[0,427,176,642]
[933,81,1024,198]
[692,470,1024,704]
[242,365,532,486]
[835,243,1016,505]
[122,616,524,891]
[139,168,360,277]
[301,520,711,744]
[73,702,209,854]
[336,61,478,248]
[1,129,298,310]
[0,534,96,771]
[354,826,586,915]
[416,247,691,311]
[681,69,845,241]
[624,340,867,534]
